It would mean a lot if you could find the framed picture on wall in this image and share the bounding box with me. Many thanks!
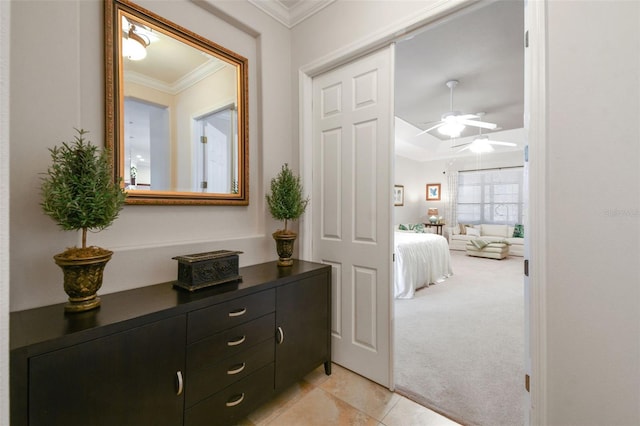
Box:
[426,183,441,201]
[394,185,404,206]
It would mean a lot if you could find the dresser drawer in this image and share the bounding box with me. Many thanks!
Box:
[185,363,275,426]
[187,313,274,370]
[185,338,273,408]
[187,289,275,344]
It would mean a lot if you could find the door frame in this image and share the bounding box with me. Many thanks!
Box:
[297,0,547,423]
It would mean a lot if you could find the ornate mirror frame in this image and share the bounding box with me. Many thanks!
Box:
[105,0,249,205]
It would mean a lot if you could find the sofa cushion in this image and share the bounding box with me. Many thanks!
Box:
[506,237,524,246]
[450,234,474,242]
[466,227,481,237]
[480,224,509,238]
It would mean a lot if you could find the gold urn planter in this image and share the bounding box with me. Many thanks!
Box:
[54,248,113,312]
[273,231,297,267]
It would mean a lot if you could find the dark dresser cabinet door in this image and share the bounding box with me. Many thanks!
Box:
[28,315,186,426]
[275,272,330,390]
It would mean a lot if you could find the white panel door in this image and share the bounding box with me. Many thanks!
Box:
[311,47,394,387]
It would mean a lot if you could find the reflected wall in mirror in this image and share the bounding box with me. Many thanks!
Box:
[105,0,249,205]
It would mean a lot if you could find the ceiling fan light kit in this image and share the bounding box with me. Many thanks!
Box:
[468,138,495,153]
[438,113,466,137]
[456,118,518,153]
[418,79,498,138]
[122,20,151,61]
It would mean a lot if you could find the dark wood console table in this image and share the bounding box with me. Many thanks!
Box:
[10,260,331,426]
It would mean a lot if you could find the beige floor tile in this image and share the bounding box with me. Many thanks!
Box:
[302,362,333,387]
[265,387,379,426]
[246,380,315,425]
[381,396,461,426]
[319,364,400,421]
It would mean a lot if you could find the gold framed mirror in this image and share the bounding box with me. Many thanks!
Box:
[105,0,249,205]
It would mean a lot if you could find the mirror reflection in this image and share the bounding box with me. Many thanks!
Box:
[106,0,249,205]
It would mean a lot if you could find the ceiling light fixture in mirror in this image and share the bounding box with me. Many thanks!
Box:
[105,0,249,205]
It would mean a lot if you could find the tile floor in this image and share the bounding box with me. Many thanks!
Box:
[239,363,461,426]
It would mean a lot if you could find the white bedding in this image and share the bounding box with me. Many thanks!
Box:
[394,231,453,299]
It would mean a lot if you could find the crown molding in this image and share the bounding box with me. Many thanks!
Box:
[248,0,335,28]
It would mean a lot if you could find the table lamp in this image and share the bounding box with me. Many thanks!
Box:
[428,208,439,224]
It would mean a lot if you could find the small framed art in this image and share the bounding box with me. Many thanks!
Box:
[394,185,404,206]
[426,183,441,201]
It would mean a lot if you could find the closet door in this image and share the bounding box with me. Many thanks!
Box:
[311,46,394,387]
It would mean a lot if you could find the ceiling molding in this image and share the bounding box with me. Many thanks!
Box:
[248,0,335,28]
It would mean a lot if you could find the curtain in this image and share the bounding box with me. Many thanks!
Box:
[446,171,458,227]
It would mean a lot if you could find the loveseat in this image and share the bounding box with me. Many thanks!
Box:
[446,224,524,256]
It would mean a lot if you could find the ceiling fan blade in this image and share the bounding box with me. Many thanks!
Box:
[457,145,471,153]
[457,114,478,120]
[416,122,445,136]
[459,119,498,130]
[451,142,471,148]
[488,141,517,146]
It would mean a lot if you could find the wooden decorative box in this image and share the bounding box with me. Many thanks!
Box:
[172,250,242,291]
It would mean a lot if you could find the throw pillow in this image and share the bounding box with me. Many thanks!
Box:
[459,224,467,235]
[466,227,481,237]
[413,223,425,233]
[513,224,524,238]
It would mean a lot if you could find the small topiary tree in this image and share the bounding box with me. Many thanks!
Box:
[266,163,309,235]
[41,128,126,256]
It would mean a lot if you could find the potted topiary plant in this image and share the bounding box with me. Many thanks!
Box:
[41,128,126,312]
[265,163,309,266]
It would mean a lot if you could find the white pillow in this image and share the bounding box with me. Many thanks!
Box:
[466,227,481,237]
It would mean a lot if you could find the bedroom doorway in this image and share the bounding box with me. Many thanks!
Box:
[392,1,526,425]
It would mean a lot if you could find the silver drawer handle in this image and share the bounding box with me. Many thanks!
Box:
[227,362,246,375]
[227,335,246,346]
[176,371,184,396]
[228,307,247,317]
[276,326,284,344]
[226,393,245,407]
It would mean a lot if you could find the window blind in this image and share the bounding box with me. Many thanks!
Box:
[457,167,524,225]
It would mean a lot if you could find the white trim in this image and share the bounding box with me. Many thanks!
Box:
[525,0,547,424]
[387,42,396,392]
[248,0,335,29]
[0,0,10,423]
[299,0,471,77]
[298,69,313,261]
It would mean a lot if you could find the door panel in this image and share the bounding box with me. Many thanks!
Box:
[312,47,393,387]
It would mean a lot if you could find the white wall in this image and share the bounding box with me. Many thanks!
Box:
[1,0,10,422]
[393,155,430,225]
[544,1,640,425]
[9,0,292,311]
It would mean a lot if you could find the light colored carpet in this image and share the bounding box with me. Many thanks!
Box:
[394,250,524,426]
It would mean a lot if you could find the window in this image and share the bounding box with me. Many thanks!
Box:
[457,167,524,225]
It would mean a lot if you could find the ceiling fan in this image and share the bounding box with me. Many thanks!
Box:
[453,114,517,153]
[417,80,498,138]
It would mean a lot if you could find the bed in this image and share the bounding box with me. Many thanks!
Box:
[394,231,453,299]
